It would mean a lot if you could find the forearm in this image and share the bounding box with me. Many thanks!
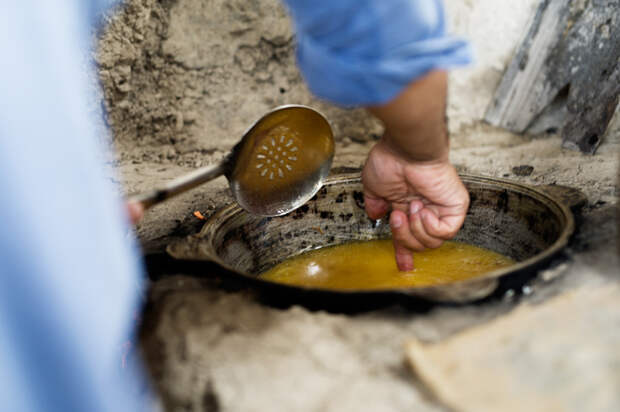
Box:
[282,0,470,106]
[368,70,449,163]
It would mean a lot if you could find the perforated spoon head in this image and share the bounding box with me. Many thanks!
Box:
[227,105,334,216]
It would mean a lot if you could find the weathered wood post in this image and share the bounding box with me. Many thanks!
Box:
[485,0,619,154]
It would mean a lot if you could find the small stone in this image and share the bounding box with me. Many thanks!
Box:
[234,46,256,72]
[183,111,198,123]
[112,64,132,92]
[256,71,272,82]
[117,100,131,109]
[522,285,533,295]
[116,64,132,77]
[117,82,132,93]
[163,146,176,160]
[512,165,534,176]
[600,24,610,39]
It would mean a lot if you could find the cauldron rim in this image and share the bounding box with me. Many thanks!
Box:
[168,173,577,304]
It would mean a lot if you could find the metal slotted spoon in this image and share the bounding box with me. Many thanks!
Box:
[129,105,335,216]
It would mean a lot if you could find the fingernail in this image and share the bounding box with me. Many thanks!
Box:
[391,214,403,228]
[397,256,413,271]
[410,202,421,215]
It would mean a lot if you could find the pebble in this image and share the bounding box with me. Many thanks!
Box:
[163,146,176,160]
[117,100,131,109]
[183,110,198,123]
[512,165,534,176]
[117,82,132,93]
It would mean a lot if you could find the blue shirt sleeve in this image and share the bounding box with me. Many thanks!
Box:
[282,0,472,106]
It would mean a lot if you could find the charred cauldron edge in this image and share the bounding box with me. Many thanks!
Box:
[165,174,585,306]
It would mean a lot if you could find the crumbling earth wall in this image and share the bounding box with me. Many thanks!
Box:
[97,0,540,164]
[97,0,381,168]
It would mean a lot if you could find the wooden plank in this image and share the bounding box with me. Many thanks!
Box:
[485,0,572,132]
[561,4,620,153]
[485,0,620,154]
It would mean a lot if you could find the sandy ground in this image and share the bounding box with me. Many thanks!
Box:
[97,1,619,411]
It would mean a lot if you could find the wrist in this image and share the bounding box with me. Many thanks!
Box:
[380,132,450,164]
[368,70,450,164]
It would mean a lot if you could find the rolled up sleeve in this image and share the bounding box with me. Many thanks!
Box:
[282,0,471,106]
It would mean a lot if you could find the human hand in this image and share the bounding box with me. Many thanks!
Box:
[126,201,144,224]
[362,138,469,271]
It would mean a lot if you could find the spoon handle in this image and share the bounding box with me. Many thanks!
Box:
[128,162,227,210]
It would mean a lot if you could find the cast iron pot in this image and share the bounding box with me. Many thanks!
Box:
[166,174,585,308]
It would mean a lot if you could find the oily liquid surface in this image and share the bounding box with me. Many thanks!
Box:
[260,240,515,290]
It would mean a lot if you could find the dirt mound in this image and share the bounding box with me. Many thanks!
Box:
[97,0,381,168]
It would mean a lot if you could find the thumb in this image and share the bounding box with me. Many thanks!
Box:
[364,195,389,219]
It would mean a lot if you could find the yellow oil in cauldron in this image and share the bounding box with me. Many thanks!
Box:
[260,240,514,290]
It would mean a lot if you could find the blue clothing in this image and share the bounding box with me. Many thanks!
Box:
[0,1,469,411]
[0,1,150,412]
[283,0,471,105]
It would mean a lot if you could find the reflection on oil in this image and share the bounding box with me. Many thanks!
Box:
[260,240,515,290]
[232,108,334,196]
